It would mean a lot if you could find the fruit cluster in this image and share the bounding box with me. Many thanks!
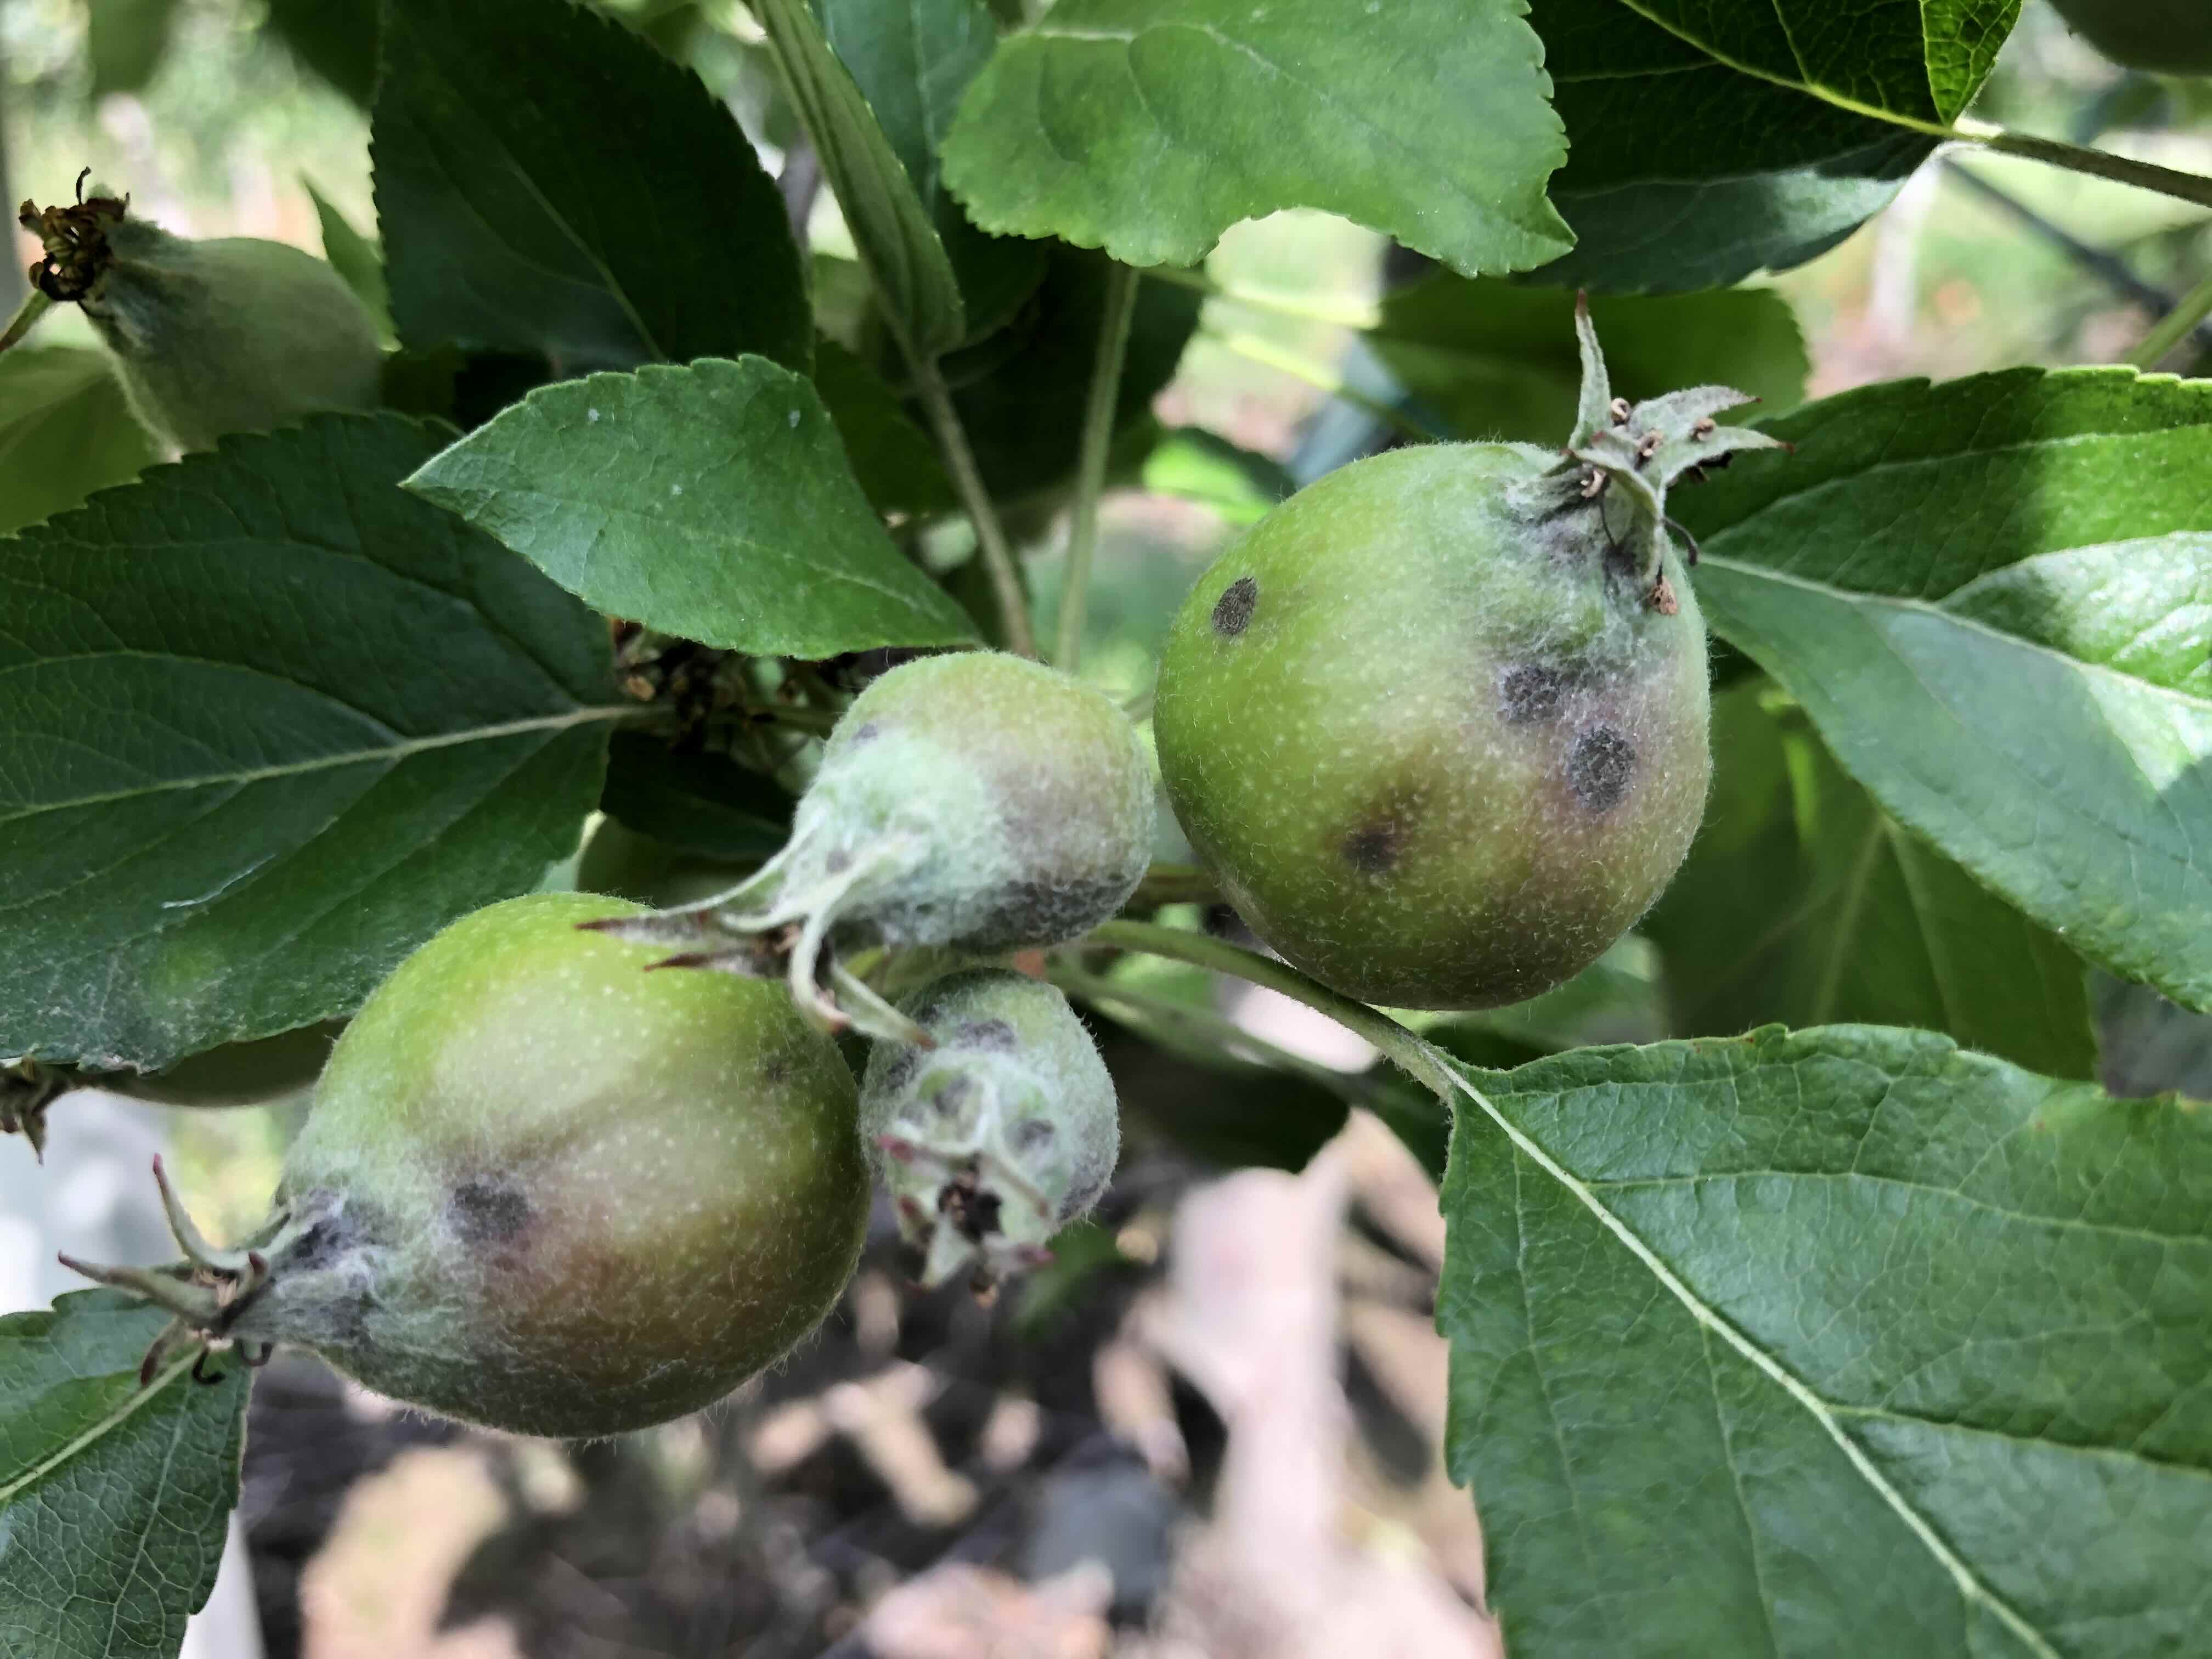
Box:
[50,214,1782,1437]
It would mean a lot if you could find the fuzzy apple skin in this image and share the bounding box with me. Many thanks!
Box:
[81,218,382,452]
[239,893,868,1437]
[861,970,1118,1286]
[2047,0,2212,74]
[1154,443,1711,1010]
[798,652,1156,952]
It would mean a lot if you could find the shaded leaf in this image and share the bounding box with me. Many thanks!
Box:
[306,182,392,340]
[942,0,1572,276]
[750,0,966,357]
[819,0,1046,337]
[1373,276,1808,446]
[938,245,1199,500]
[1525,0,2018,290]
[406,356,978,656]
[1088,1006,1348,1173]
[263,0,377,105]
[599,732,793,862]
[87,0,178,97]
[1438,1025,2212,1657]
[1646,683,2097,1079]
[812,338,955,515]
[0,346,159,535]
[375,0,809,371]
[1539,133,1933,296]
[0,1291,249,1659]
[1068,953,1354,1171]
[1679,368,2212,1013]
[0,414,619,1070]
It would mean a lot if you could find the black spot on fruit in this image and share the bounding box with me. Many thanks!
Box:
[940,1165,1003,1242]
[954,1018,1018,1052]
[931,1076,977,1118]
[879,1047,923,1096]
[1012,1118,1055,1153]
[1212,577,1259,638]
[848,721,881,746]
[1499,663,1566,724]
[448,1177,532,1244]
[1567,726,1636,812]
[278,1193,365,1272]
[1341,821,1403,876]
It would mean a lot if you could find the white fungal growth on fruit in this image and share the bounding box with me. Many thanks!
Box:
[591,652,1155,1045]
[861,970,1119,1288]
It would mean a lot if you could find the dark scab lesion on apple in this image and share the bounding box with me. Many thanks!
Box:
[1567,725,1636,812]
[1211,576,1259,638]
[1498,662,1568,724]
[878,1046,923,1096]
[448,1176,533,1244]
[279,1190,370,1272]
[953,1018,1017,1052]
[1341,819,1403,876]
[930,1075,977,1119]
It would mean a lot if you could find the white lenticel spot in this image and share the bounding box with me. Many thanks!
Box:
[788,409,801,428]
[587,408,601,422]
[670,483,684,496]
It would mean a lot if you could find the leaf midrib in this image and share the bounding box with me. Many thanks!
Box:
[442,481,949,616]
[1605,0,1953,136]
[0,704,636,828]
[0,1353,198,1508]
[1587,1165,2209,1249]
[1449,1052,2064,1658]
[1703,553,2212,717]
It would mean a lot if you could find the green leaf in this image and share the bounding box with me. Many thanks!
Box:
[1525,0,2020,290]
[87,0,179,98]
[941,0,1572,277]
[0,1291,249,1659]
[1139,427,1293,527]
[0,346,160,535]
[374,0,810,372]
[1437,1026,2212,1658]
[938,244,1199,500]
[306,182,392,341]
[1678,368,2212,1013]
[818,0,1047,338]
[1539,134,1932,296]
[0,414,619,1070]
[405,356,978,656]
[599,732,792,862]
[1646,685,2096,1079]
[263,0,377,105]
[749,0,967,358]
[811,338,955,515]
[1372,276,1808,447]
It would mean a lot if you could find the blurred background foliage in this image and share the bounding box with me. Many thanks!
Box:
[4,2,2210,1654]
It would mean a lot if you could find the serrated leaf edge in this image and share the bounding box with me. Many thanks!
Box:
[1438,1040,2063,1658]
[1700,554,2212,1010]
